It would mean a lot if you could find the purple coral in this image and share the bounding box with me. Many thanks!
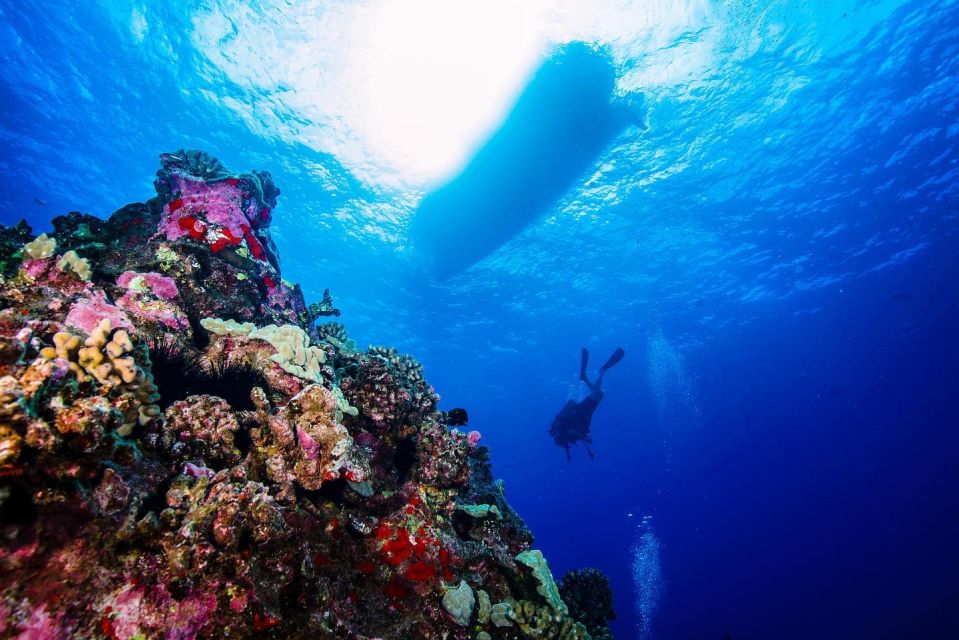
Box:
[156,177,273,267]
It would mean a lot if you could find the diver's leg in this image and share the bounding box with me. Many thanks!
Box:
[599,348,625,374]
[584,443,595,460]
[565,445,572,462]
[595,348,625,388]
[580,348,598,392]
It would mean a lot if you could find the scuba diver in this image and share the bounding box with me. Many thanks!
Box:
[549,347,625,461]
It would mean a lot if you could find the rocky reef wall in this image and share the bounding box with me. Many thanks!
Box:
[0,152,614,639]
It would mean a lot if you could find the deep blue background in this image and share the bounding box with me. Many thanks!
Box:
[2,1,958,638]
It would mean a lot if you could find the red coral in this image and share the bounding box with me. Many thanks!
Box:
[210,227,242,253]
[384,579,408,600]
[440,548,454,581]
[240,224,266,260]
[177,216,206,241]
[253,612,281,631]
[382,537,412,566]
[98,607,118,640]
[357,561,376,574]
[404,560,436,582]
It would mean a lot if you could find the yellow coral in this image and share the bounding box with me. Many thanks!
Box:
[56,250,92,280]
[0,424,21,464]
[503,598,591,640]
[43,319,159,434]
[23,233,57,259]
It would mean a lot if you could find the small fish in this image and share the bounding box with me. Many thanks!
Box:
[446,408,469,426]
[159,152,184,163]
[32,197,47,206]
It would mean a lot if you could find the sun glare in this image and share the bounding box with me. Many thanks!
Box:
[351,0,548,185]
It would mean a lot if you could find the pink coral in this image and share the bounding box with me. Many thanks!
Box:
[115,271,188,330]
[116,271,179,300]
[467,430,482,447]
[12,604,67,639]
[99,582,218,640]
[22,257,53,280]
[64,292,134,334]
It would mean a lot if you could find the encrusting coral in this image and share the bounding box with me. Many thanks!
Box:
[0,151,609,639]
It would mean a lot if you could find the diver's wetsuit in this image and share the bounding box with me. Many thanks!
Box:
[549,347,624,460]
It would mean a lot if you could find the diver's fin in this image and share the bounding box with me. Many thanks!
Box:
[579,348,589,381]
[599,348,625,373]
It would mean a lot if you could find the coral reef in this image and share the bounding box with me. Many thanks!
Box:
[559,568,617,640]
[0,151,608,639]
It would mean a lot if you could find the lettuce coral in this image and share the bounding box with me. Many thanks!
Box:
[22,233,56,259]
[56,250,92,280]
[200,317,327,383]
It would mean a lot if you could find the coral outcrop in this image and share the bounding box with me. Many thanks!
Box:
[0,151,607,639]
[559,568,617,640]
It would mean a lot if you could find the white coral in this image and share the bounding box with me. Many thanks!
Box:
[200,318,327,383]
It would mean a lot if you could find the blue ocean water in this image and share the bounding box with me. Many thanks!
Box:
[2,1,958,637]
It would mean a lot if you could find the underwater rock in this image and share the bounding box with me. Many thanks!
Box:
[0,151,600,639]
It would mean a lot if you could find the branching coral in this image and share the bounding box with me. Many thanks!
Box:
[161,395,243,469]
[341,346,438,434]
[315,321,353,349]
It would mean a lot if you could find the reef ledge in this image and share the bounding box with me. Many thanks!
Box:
[0,151,613,639]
